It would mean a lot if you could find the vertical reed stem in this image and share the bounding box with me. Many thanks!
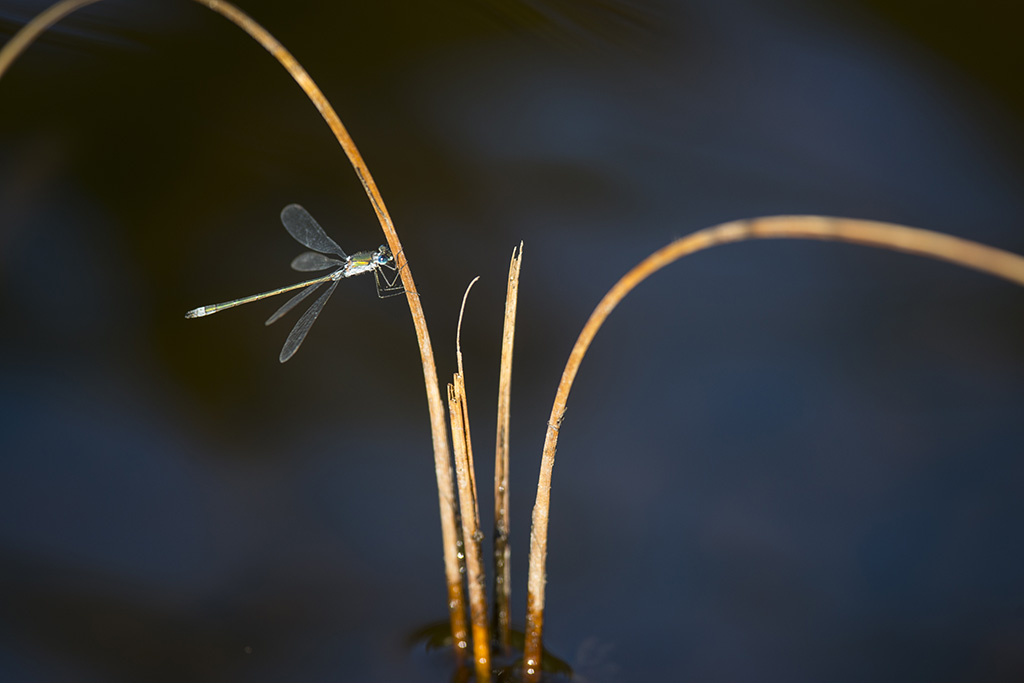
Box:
[449,278,491,681]
[493,243,522,652]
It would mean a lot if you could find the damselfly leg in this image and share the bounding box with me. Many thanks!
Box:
[372,245,407,299]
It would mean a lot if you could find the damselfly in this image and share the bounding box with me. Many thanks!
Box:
[186,204,404,362]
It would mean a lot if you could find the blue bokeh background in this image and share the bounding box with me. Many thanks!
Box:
[1,0,1022,680]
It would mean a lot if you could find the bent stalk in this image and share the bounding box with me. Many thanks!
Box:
[1,0,465,654]
[522,215,1024,679]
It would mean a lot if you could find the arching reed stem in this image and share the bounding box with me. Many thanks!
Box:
[0,0,466,655]
[522,215,1024,679]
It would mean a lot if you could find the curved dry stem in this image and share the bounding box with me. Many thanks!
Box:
[521,215,1024,678]
[450,277,491,681]
[0,0,101,78]
[455,277,481,507]
[177,11,459,594]
[2,0,462,652]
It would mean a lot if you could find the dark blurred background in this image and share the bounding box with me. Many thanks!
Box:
[1,0,1022,681]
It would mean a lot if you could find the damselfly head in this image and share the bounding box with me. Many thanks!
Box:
[376,245,394,266]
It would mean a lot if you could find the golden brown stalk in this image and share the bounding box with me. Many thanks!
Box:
[0,0,465,654]
[449,278,491,681]
[493,243,523,652]
[521,215,1024,679]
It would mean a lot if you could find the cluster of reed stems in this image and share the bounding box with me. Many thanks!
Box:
[5,3,1024,681]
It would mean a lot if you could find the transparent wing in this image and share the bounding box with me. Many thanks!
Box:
[291,251,344,272]
[279,279,340,363]
[265,281,325,327]
[280,204,347,258]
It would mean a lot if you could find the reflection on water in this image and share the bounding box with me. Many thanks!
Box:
[1,0,1023,681]
[408,620,573,681]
